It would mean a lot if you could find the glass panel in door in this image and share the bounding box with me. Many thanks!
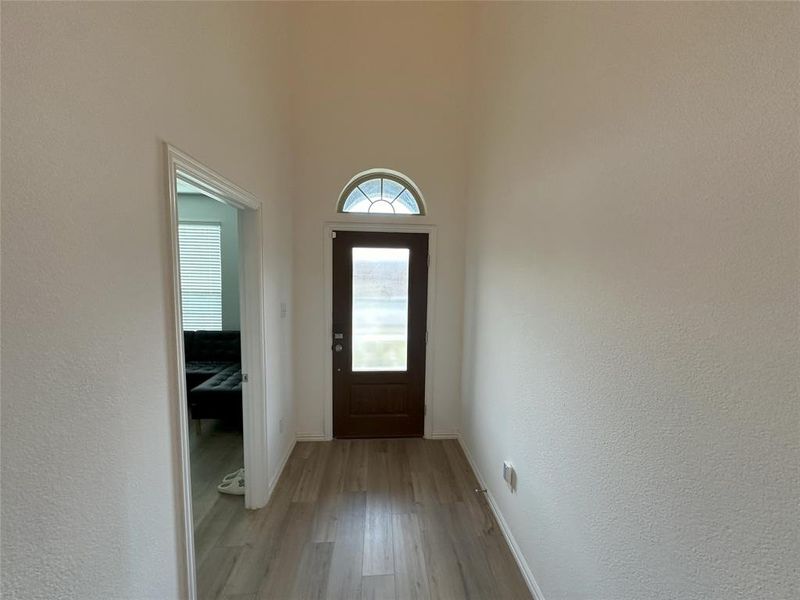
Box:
[351,247,410,371]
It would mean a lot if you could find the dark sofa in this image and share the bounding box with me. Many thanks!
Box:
[184,330,242,424]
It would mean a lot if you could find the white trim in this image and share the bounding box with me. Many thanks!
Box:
[171,146,258,211]
[427,432,459,440]
[165,143,269,600]
[296,433,332,442]
[322,221,438,439]
[238,209,269,510]
[457,436,546,600]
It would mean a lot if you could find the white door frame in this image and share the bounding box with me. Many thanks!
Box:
[322,221,438,440]
[165,144,269,600]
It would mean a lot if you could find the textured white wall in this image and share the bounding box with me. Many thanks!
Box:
[1,3,293,599]
[462,3,799,599]
[288,2,470,438]
[4,3,799,599]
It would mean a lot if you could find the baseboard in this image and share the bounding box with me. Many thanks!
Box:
[457,436,546,600]
[268,437,297,495]
[427,431,460,439]
[295,433,331,442]
[297,433,457,441]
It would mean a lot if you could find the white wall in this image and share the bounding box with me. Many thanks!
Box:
[4,3,798,599]
[288,2,471,439]
[1,3,293,599]
[462,3,799,600]
[178,194,241,330]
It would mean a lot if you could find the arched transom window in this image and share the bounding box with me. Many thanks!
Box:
[338,170,425,215]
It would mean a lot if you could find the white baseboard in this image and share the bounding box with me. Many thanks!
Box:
[457,436,546,600]
[295,433,331,442]
[296,433,457,441]
[427,431,460,439]
[268,437,297,495]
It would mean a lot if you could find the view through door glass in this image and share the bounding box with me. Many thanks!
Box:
[333,232,428,438]
[352,247,410,372]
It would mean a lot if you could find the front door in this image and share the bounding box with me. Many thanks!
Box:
[332,231,428,438]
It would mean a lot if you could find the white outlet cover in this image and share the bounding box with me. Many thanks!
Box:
[503,461,515,491]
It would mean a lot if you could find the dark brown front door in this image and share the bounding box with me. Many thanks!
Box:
[332,231,428,438]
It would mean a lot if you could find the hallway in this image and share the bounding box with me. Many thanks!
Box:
[195,439,531,599]
[4,3,797,599]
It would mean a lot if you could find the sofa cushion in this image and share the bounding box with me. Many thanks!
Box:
[186,330,241,362]
[183,330,196,359]
[185,360,235,390]
[185,360,235,376]
[191,364,242,395]
[188,364,243,423]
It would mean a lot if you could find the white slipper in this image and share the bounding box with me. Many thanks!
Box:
[221,467,244,483]
[217,472,245,496]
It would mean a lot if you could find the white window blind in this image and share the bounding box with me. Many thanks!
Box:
[178,222,222,331]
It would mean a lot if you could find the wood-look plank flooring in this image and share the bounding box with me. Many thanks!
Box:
[193,438,531,600]
[190,420,245,528]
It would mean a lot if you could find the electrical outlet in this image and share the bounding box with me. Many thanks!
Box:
[503,461,516,492]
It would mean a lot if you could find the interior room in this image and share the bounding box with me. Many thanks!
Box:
[2,2,797,600]
[177,180,247,523]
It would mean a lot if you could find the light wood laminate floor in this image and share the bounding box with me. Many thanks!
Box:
[190,420,245,529]
[193,438,531,600]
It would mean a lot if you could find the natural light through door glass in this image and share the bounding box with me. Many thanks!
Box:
[352,247,409,371]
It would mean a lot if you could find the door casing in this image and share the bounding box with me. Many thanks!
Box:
[166,143,270,600]
[323,221,437,440]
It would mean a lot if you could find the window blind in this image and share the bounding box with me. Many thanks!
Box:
[178,222,222,331]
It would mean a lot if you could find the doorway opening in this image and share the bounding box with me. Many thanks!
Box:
[166,145,268,600]
[178,186,245,511]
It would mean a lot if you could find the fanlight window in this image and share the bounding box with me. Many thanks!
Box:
[338,172,424,215]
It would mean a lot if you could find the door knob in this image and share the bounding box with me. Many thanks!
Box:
[334,344,343,352]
